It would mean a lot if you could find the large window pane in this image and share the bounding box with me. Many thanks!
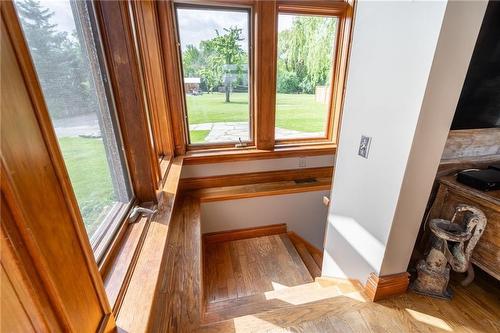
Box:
[15,0,132,247]
[275,14,338,140]
[176,6,251,144]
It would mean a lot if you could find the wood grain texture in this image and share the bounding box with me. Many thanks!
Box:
[180,167,333,191]
[130,0,175,158]
[183,144,337,164]
[425,176,500,280]
[157,0,188,155]
[203,224,287,244]
[190,177,331,202]
[148,196,202,333]
[255,0,277,149]
[201,274,499,333]
[203,234,313,307]
[287,232,321,278]
[1,265,36,332]
[442,128,500,160]
[364,272,410,302]
[204,277,364,324]
[437,154,500,178]
[103,216,149,312]
[288,231,324,269]
[1,3,111,331]
[94,0,160,202]
[115,157,183,332]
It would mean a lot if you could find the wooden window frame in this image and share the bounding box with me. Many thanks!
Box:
[274,1,351,146]
[129,0,176,182]
[155,0,354,162]
[172,2,257,151]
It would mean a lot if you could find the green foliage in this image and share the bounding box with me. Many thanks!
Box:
[58,137,115,236]
[16,0,96,119]
[189,130,210,143]
[277,16,337,94]
[277,70,300,94]
[185,92,327,133]
[181,27,247,101]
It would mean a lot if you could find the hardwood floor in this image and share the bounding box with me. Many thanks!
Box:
[201,235,500,332]
[200,275,500,332]
[203,234,313,305]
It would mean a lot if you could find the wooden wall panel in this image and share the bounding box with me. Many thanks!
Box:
[130,0,175,159]
[1,2,113,331]
[157,0,188,155]
[255,0,277,150]
[441,128,500,160]
[1,266,35,333]
[94,0,160,202]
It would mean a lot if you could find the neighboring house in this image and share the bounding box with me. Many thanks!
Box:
[184,77,201,94]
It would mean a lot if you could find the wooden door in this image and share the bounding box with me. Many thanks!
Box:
[1,2,114,332]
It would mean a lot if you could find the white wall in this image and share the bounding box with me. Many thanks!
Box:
[181,155,334,178]
[379,0,489,275]
[201,190,330,249]
[322,0,486,283]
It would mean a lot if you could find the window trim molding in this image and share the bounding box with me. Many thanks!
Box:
[173,2,256,149]
[153,0,354,156]
[274,1,352,145]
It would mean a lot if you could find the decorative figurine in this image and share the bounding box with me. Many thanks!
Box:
[411,204,487,299]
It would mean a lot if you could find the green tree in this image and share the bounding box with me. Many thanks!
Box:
[211,27,245,102]
[183,44,203,77]
[16,0,93,118]
[277,16,336,94]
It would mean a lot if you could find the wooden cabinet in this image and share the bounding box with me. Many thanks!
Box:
[428,175,500,280]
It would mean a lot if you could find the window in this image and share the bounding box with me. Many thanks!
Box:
[175,5,252,145]
[15,0,132,259]
[275,13,338,141]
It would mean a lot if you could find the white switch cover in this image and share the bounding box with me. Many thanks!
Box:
[298,157,307,168]
[358,135,372,159]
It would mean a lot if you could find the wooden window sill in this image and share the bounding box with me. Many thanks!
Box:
[189,177,332,202]
[100,157,183,314]
[183,143,337,165]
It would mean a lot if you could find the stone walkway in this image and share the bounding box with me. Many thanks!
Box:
[52,113,323,143]
[189,122,323,142]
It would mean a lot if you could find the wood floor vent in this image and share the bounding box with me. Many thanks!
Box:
[294,177,318,184]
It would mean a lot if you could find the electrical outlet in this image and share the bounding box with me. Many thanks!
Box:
[358,135,371,159]
[298,157,307,168]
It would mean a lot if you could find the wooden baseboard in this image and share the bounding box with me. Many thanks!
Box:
[203,224,287,244]
[364,272,409,301]
[180,166,333,191]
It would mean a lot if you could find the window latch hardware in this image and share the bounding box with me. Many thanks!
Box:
[129,205,157,223]
[235,137,247,148]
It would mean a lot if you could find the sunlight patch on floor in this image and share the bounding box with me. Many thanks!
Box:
[405,308,453,331]
[271,281,289,291]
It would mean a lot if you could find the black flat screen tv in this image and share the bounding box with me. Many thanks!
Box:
[451,1,500,130]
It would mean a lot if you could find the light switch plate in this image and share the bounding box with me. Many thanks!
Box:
[298,157,306,168]
[358,135,371,159]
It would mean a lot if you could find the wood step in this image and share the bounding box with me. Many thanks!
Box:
[204,233,313,304]
[287,231,323,274]
[204,278,365,323]
[200,291,370,332]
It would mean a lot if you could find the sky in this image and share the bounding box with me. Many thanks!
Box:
[31,0,297,52]
[177,8,250,52]
[176,9,296,52]
[38,0,76,34]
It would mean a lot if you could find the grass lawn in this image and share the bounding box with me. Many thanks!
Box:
[58,93,327,231]
[190,130,210,143]
[58,137,116,237]
[186,92,328,133]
